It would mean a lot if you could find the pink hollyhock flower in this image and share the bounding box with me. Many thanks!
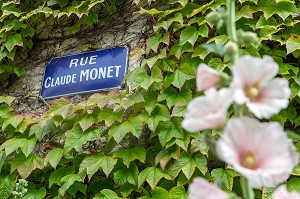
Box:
[217,117,299,188]
[230,55,290,119]
[197,64,221,91]
[182,88,232,132]
[189,177,227,199]
[272,185,300,199]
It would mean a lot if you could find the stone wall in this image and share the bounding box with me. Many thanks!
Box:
[0,0,151,115]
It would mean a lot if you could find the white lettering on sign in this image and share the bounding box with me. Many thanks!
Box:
[44,74,77,88]
[69,55,98,68]
[79,65,122,82]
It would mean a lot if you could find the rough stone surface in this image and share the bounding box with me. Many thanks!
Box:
[0,0,152,115]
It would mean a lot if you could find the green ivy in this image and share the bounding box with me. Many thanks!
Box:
[0,0,299,198]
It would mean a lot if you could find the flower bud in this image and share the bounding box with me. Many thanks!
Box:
[206,11,221,26]
[243,32,258,45]
[224,41,238,57]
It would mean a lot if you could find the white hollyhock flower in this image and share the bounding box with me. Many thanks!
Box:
[217,117,299,188]
[182,88,232,132]
[272,185,300,199]
[196,64,221,91]
[189,177,227,199]
[230,55,290,119]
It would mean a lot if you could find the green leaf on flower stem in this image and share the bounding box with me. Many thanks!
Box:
[172,152,207,180]
[169,186,188,199]
[211,168,239,190]
[5,34,23,52]
[93,189,119,199]
[156,119,184,147]
[287,178,300,192]
[145,104,170,131]
[172,63,195,89]
[49,167,75,188]
[11,153,43,179]
[0,96,15,105]
[114,162,138,185]
[23,188,46,199]
[286,36,300,54]
[64,125,101,152]
[258,0,298,20]
[180,26,198,46]
[108,115,144,143]
[114,147,146,168]
[0,137,36,157]
[138,166,169,190]
[79,153,117,179]
[44,148,64,169]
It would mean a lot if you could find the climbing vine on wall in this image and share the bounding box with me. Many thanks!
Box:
[0,0,300,198]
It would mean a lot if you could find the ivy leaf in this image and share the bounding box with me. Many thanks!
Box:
[64,125,101,152]
[138,167,166,190]
[286,36,300,54]
[49,167,75,188]
[2,115,23,131]
[172,152,207,180]
[262,187,276,199]
[172,102,187,117]
[0,96,15,105]
[158,87,192,108]
[98,108,123,127]
[147,33,162,53]
[143,90,158,115]
[114,147,146,168]
[192,45,210,60]
[172,63,195,89]
[93,189,120,199]
[169,186,188,199]
[0,175,14,199]
[44,148,64,169]
[0,137,36,157]
[59,171,86,197]
[259,0,298,20]
[156,119,184,147]
[23,188,46,199]
[47,98,72,119]
[145,104,170,131]
[169,43,193,60]
[155,145,180,171]
[11,153,43,179]
[114,163,138,186]
[169,0,188,7]
[79,153,117,179]
[180,27,198,46]
[108,115,144,143]
[78,111,98,132]
[211,168,239,190]
[4,34,23,52]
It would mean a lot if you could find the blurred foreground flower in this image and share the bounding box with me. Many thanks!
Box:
[196,64,221,91]
[272,184,300,199]
[189,177,227,199]
[182,88,232,132]
[217,117,299,188]
[230,56,290,119]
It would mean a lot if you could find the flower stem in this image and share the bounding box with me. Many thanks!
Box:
[226,0,239,63]
[241,176,255,199]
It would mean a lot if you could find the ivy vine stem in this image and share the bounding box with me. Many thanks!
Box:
[226,0,239,63]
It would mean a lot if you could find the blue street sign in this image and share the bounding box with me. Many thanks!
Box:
[40,46,128,99]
